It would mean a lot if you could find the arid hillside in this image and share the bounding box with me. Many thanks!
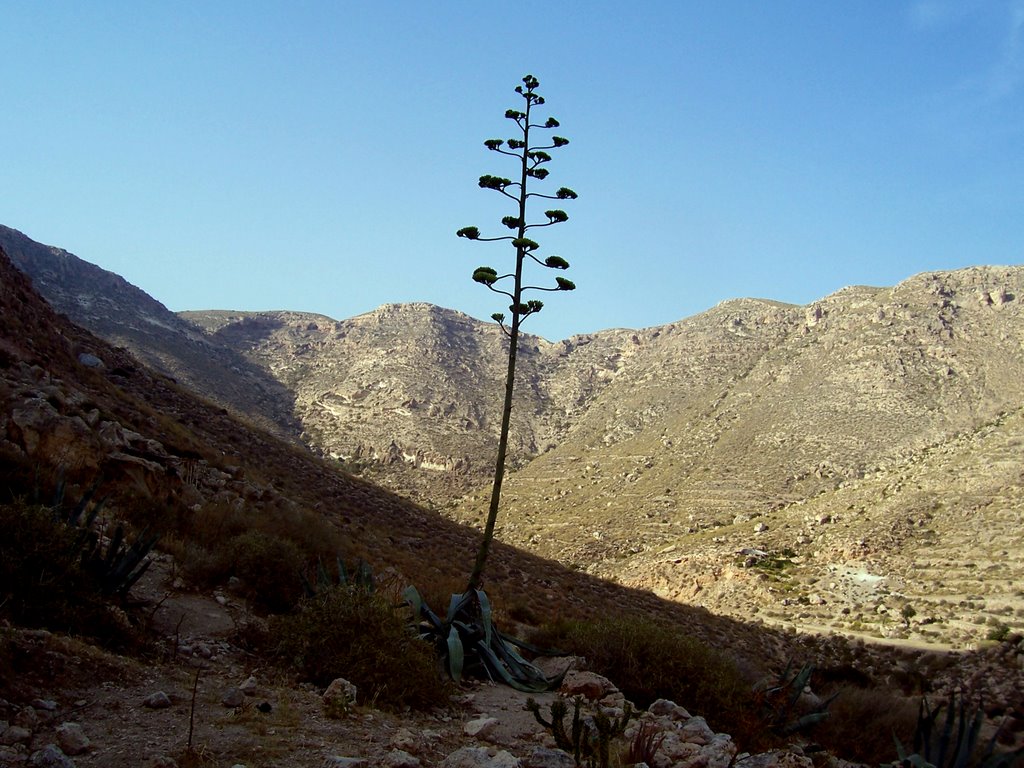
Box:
[6,224,1023,650]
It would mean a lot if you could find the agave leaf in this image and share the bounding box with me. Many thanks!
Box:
[782,711,830,735]
[895,732,910,762]
[788,665,813,709]
[447,626,465,683]
[402,585,423,616]
[476,641,562,692]
[477,589,493,647]
[447,593,463,623]
[103,525,126,572]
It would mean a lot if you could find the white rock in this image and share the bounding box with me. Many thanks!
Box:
[678,715,716,745]
[648,699,691,720]
[464,716,500,738]
[521,746,575,768]
[143,691,172,709]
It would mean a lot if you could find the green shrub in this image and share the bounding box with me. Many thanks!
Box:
[227,531,305,613]
[271,585,446,711]
[985,621,1011,643]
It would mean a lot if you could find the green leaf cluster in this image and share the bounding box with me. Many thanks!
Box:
[404,586,565,693]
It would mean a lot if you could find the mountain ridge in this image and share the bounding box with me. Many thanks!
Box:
[5,223,1023,649]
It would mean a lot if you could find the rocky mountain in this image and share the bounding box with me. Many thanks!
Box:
[0,224,300,440]
[5,224,1023,650]
[181,304,639,503]
[449,268,1024,647]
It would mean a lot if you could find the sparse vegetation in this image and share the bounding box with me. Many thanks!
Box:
[530,615,763,745]
[271,584,446,711]
[892,694,1024,768]
[0,497,146,647]
[526,695,635,768]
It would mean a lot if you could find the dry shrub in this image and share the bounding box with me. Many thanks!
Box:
[270,585,446,711]
[816,684,919,764]
[227,531,305,613]
[531,615,767,748]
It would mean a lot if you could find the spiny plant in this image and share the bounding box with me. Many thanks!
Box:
[456,73,577,591]
[526,695,635,768]
[755,661,836,737]
[51,477,158,598]
[893,694,1024,768]
[403,585,563,692]
[405,74,576,693]
[303,554,375,597]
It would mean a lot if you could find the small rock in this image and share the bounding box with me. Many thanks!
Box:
[384,749,421,768]
[239,676,258,696]
[143,756,178,767]
[222,688,245,708]
[28,744,75,768]
[464,716,500,738]
[734,750,813,768]
[30,700,57,713]
[323,758,369,767]
[14,708,39,729]
[441,747,521,768]
[1,725,32,746]
[391,728,421,752]
[143,692,172,709]
[55,722,90,755]
[323,678,358,711]
[522,746,576,768]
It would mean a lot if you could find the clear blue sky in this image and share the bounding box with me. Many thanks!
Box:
[3,2,1022,341]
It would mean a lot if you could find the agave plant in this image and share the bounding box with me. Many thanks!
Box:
[756,661,837,736]
[894,694,1024,768]
[403,586,565,692]
[50,475,158,597]
[303,554,375,597]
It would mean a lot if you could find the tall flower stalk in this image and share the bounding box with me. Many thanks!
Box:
[457,74,577,591]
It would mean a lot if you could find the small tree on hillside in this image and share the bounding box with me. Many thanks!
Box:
[456,74,577,591]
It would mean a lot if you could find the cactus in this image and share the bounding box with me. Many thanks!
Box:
[526,695,635,768]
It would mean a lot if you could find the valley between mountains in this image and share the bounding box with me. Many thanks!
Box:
[4,224,1023,651]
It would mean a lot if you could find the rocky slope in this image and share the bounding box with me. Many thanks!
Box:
[449,269,1024,647]
[0,225,300,440]
[6,224,1023,649]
